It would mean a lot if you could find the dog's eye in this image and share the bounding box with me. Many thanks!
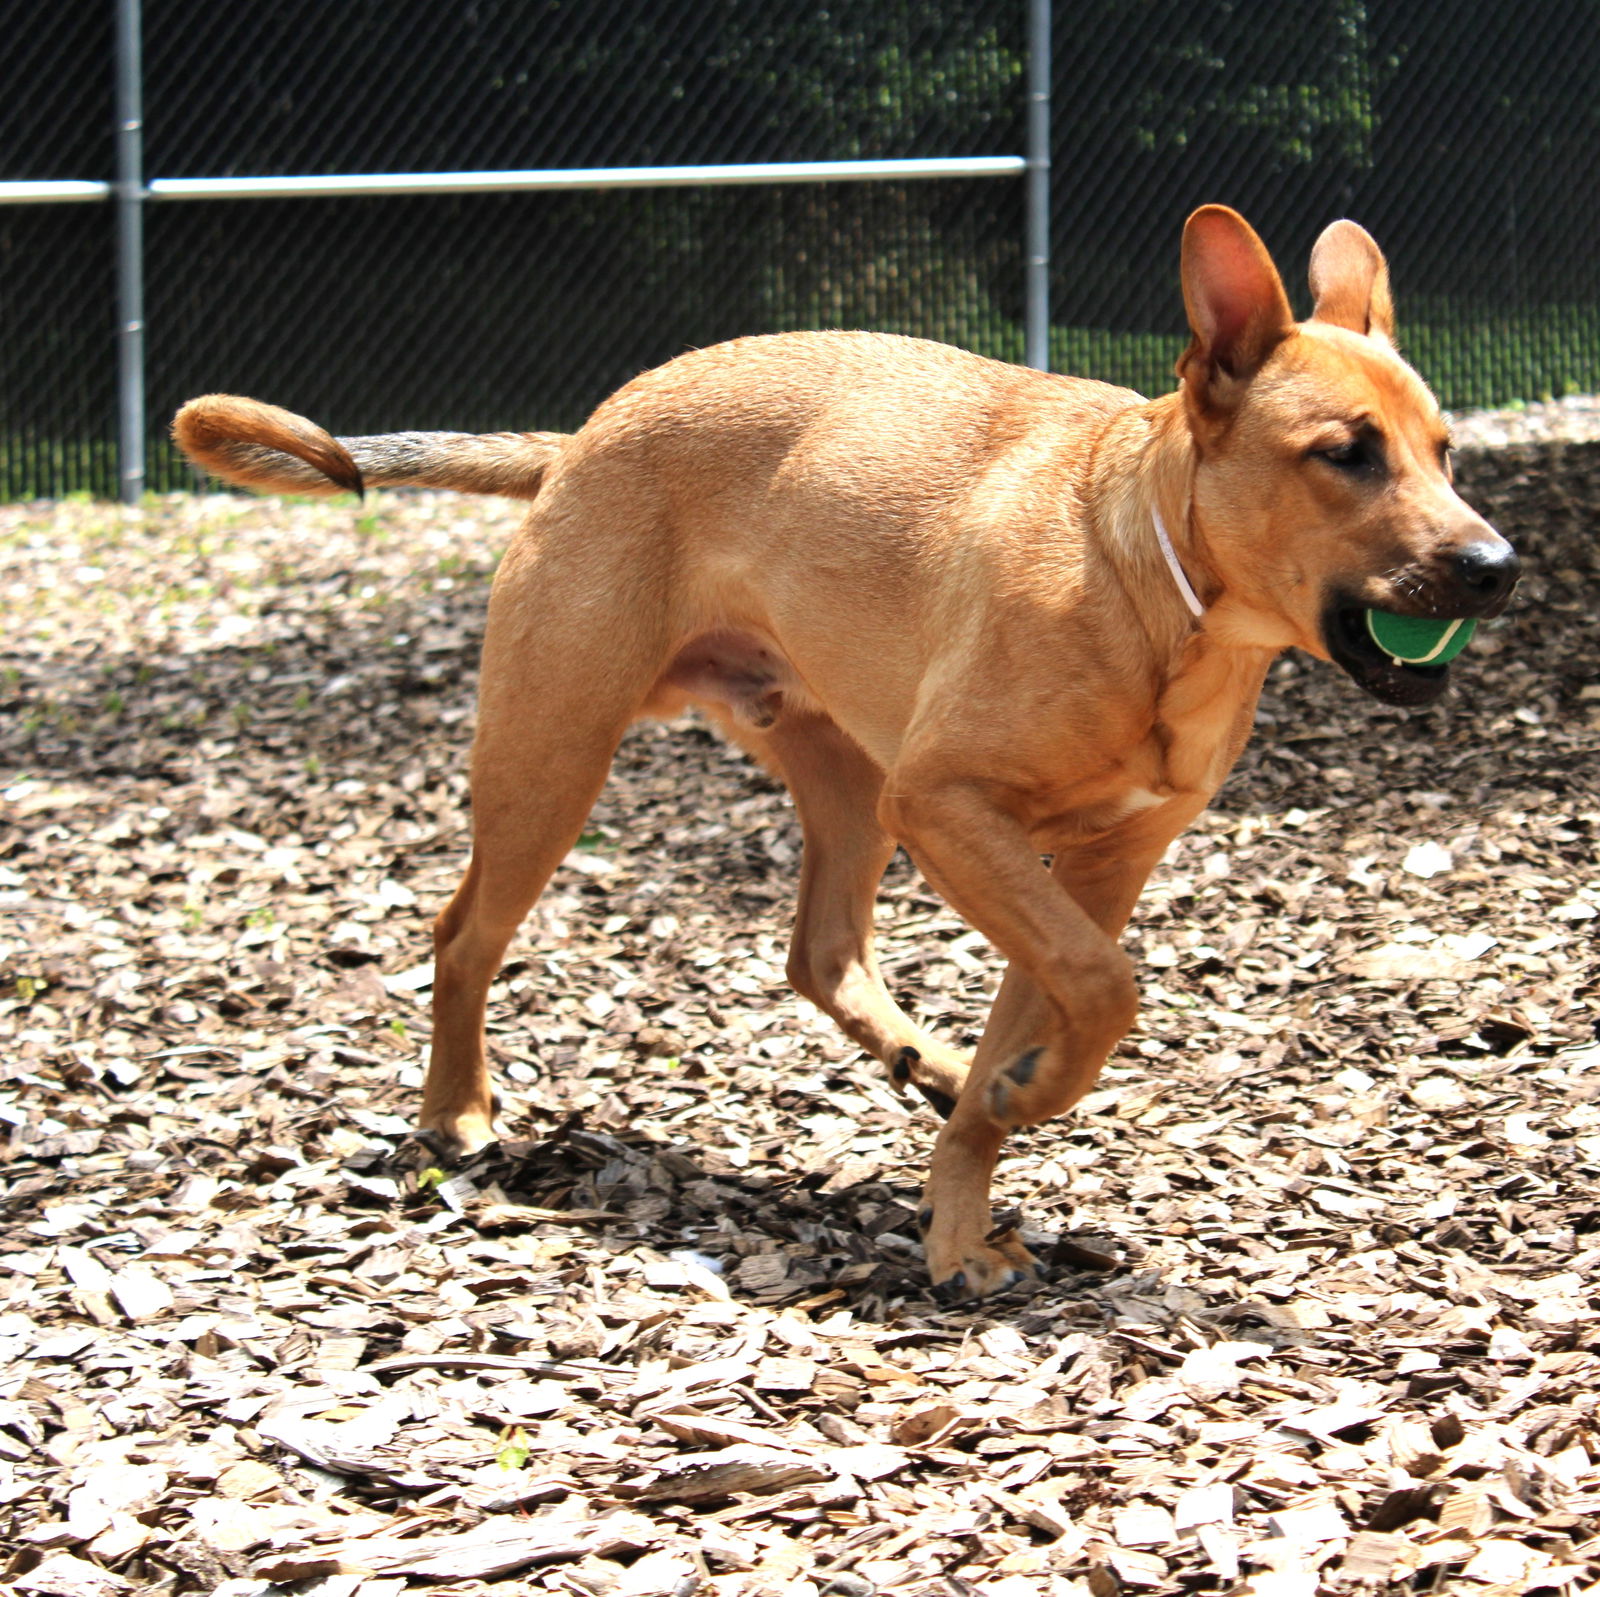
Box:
[1315,438,1373,470]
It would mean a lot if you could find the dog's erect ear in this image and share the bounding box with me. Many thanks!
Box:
[1177,206,1295,412]
[1308,219,1395,341]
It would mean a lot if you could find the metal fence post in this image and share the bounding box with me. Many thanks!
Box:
[115,0,145,505]
[1024,0,1051,371]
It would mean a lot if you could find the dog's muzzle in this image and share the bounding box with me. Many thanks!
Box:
[1322,538,1520,707]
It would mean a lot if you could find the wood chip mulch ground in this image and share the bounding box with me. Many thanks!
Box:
[2,439,1598,1597]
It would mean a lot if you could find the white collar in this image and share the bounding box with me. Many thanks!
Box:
[1151,506,1205,619]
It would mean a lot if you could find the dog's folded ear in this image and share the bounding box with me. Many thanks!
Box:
[1176,205,1295,418]
[1307,219,1395,342]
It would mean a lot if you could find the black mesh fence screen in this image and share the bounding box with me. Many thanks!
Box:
[141,1,1023,174]
[2,4,117,497]
[143,181,1025,449]
[1048,0,1600,408]
[4,0,1600,498]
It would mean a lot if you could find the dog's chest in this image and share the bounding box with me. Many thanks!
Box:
[1152,644,1270,798]
[1027,642,1270,849]
[1067,649,1266,839]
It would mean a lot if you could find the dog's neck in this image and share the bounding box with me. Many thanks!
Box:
[1142,394,1214,608]
[1097,393,1297,666]
[1090,394,1209,632]
[1084,396,1273,793]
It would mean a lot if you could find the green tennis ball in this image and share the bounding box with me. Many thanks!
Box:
[1365,610,1478,666]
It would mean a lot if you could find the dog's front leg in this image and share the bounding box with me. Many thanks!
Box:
[922,844,1175,1296]
[883,781,1163,1296]
[916,958,1053,1296]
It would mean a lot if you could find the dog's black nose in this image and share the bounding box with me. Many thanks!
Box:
[1452,540,1520,608]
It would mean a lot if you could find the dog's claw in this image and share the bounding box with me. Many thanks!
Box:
[930,1262,1036,1303]
[411,1126,461,1162]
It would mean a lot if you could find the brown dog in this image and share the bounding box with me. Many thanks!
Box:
[174,206,1516,1300]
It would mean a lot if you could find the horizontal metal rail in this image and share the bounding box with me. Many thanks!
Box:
[0,180,113,202]
[0,156,1025,207]
[151,156,1027,198]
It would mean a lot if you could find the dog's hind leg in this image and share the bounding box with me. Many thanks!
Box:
[420,718,625,1158]
[764,713,969,1113]
[419,545,663,1158]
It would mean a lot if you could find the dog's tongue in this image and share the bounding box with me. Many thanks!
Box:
[1364,610,1477,666]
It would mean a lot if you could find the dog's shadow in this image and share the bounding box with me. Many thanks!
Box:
[365,1114,1311,1351]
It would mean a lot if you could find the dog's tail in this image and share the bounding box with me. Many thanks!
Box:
[172,394,568,501]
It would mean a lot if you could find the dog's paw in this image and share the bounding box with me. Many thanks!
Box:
[889,1044,969,1119]
[923,1219,1037,1303]
[413,1113,498,1165]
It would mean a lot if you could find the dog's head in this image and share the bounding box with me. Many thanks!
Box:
[1175,206,1517,707]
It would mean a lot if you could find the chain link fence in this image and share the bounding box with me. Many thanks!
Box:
[4,1,1599,500]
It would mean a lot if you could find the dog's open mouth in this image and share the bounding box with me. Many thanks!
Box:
[1323,603,1455,707]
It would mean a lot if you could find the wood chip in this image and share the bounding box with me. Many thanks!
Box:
[1340,1530,1410,1583]
[253,1510,659,1580]
[625,1444,832,1504]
